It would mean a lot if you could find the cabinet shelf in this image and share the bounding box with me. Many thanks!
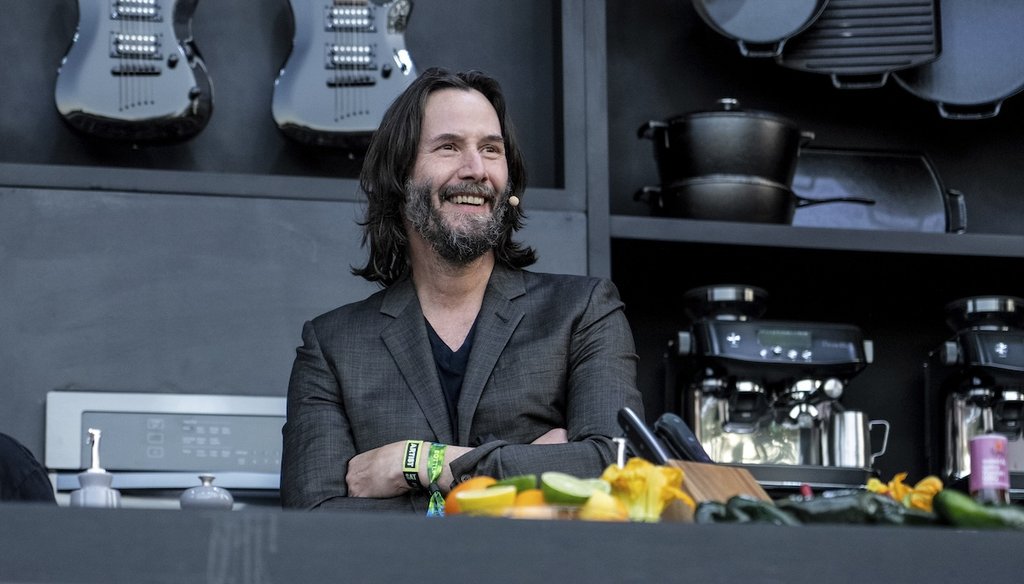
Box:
[610,214,1024,259]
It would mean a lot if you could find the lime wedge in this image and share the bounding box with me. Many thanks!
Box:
[492,473,538,493]
[540,472,606,505]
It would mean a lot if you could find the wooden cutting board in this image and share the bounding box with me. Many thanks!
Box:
[668,460,770,503]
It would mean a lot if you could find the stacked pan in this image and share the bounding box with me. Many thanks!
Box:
[635,98,873,224]
[692,0,1024,120]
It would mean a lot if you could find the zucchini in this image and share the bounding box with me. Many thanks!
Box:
[933,488,1024,530]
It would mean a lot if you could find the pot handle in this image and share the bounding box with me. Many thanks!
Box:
[633,185,661,202]
[943,188,967,233]
[831,72,890,90]
[637,120,668,140]
[737,40,784,59]
[799,130,815,146]
[795,195,876,208]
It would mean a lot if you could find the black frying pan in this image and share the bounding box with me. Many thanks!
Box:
[634,175,875,224]
[893,0,1024,119]
[691,0,829,57]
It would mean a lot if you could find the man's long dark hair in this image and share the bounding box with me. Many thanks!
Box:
[352,67,537,286]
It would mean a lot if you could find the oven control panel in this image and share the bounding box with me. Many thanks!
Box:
[80,411,282,473]
[46,390,286,491]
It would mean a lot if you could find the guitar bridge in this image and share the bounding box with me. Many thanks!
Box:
[326,74,377,88]
[111,63,162,76]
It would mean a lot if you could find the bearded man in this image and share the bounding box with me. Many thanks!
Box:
[281,68,643,513]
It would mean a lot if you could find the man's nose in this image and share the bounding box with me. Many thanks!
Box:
[458,149,486,180]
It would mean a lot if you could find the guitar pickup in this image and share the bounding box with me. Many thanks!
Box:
[112,0,162,21]
[326,74,377,88]
[325,44,376,70]
[325,5,376,33]
[110,32,162,60]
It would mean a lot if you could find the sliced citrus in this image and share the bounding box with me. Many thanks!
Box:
[514,488,546,507]
[540,471,605,505]
[583,478,612,495]
[454,484,517,515]
[578,490,629,522]
[492,473,538,493]
[444,476,497,515]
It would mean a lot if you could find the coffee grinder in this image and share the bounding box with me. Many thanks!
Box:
[924,295,1024,499]
[667,284,879,490]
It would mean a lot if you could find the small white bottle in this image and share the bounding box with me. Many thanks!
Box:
[68,428,122,508]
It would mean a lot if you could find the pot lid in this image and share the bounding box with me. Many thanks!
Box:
[670,98,799,125]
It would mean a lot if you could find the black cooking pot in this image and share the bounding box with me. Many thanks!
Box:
[634,175,875,224]
[638,98,815,187]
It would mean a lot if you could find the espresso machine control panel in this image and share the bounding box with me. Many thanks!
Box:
[679,320,872,383]
[941,330,1024,376]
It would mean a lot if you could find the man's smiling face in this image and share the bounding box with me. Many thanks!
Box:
[405,88,510,264]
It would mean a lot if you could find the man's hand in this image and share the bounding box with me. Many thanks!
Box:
[531,427,568,445]
[346,441,410,498]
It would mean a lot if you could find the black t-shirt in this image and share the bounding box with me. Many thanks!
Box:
[425,317,479,433]
[0,432,57,503]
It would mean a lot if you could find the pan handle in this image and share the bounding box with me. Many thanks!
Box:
[794,195,876,208]
[737,40,784,58]
[831,72,890,90]
[937,101,1004,121]
[637,120,668,140]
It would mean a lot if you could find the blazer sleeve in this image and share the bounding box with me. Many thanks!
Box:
[448,277,643,483]
[280,320,424,511]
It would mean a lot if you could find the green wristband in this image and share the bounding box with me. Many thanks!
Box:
[426,442,447,517]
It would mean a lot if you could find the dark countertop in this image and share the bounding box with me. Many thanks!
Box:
[1,502,1022,583]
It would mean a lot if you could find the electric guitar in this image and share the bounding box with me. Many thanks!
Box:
[272,0,417,150]
[54,0,213,143]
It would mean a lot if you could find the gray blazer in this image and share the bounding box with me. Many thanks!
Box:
[281,264,643,511]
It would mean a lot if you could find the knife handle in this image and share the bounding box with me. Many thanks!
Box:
[617,406,672,465]
[654,412,713,463]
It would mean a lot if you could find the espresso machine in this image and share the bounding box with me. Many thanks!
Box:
[667,284,880,491]
[924,295,1024,500]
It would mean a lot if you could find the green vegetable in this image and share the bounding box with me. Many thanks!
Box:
[693,501,735,524]
[776,490,937,526]
[933,488,1024,530]
[693,496,801,526]
[726,495,801,526]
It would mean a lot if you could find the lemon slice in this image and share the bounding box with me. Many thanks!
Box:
[540,472,608,505]
[454,484,517,515]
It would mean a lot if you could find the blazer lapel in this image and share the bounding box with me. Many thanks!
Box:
[379,277,454,443]
[456,265,526,444]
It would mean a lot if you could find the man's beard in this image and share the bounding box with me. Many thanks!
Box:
[405,180,508,265]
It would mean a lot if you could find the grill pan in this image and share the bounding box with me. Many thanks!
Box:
[776,0,940,89]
